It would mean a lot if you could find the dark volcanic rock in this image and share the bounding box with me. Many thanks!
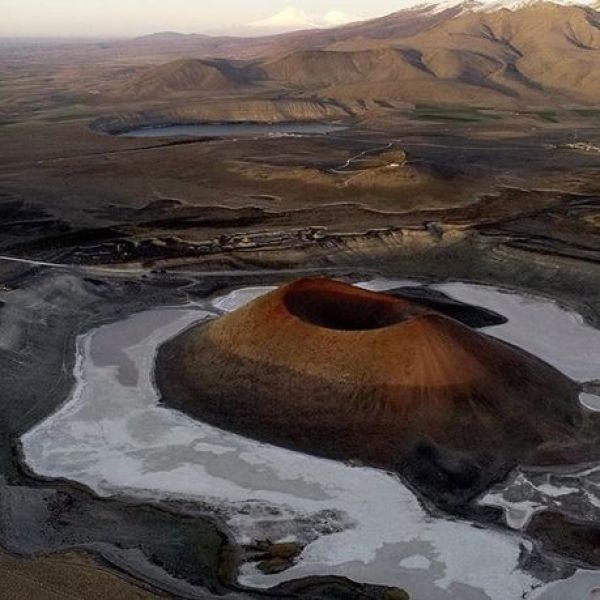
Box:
[527,512,600,568]
[271,576,410,599]
[389,286,508,329]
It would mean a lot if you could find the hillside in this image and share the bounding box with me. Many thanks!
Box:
[118,5,462,60]
[403,3,600,103]
[260,4,600,105]
[112,2,600,108]
[119,58,251,97]
[156,278,583,508]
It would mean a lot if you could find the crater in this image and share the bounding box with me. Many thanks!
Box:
[283,279,421,331]
[156,278,592,510]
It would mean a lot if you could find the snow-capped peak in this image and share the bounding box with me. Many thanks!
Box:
[482,0,599,10]
[323,10,360,26]
[247,7,320,29]
[246,7,362,32]
[413,0,599,13]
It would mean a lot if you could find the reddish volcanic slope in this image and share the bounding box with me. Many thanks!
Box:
[157,278,587,506]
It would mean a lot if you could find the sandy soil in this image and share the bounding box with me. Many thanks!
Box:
[0,550,164,600]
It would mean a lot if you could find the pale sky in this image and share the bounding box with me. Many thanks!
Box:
[1,0,412,38]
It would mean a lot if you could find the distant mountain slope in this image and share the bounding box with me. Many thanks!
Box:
[115,2,600,107]
[403,4,600,102]
[123,0,600,62]
[120,5,462,60]
[119,58,251,97]
[262,47,433,87]
[407,0,600,12]
[260,3,600,105]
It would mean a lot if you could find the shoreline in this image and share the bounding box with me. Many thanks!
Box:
[1,234,599,598]
[15,272,600,598]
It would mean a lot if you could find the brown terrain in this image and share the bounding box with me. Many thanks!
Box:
[1,2,600,597]
[0,550,163,600]
[4,3,600,129]
[99,5,600,124]
[125,3,600,108]
[119,58,252,98]
[156,278,592,508]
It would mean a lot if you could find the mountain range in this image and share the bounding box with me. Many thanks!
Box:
[116,1,600,108]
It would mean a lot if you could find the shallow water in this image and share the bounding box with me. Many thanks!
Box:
[20,279,600,600]
[122,122,346,139]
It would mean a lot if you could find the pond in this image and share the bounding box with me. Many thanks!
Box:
[121,122,347,138]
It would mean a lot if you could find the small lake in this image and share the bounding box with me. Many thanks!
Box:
[122,122,347,138]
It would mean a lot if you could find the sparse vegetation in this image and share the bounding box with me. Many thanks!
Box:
[411,104,500,122]
[574,109,600,118]
[41,105,97,123]
[534,111,559,123]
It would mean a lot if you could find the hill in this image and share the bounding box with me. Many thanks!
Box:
[119,5,462,60]
[119,58,251,98]
[156,278,586,508]
[260,4,600,105]
[113,3,600,107]
[400,3,600,103]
